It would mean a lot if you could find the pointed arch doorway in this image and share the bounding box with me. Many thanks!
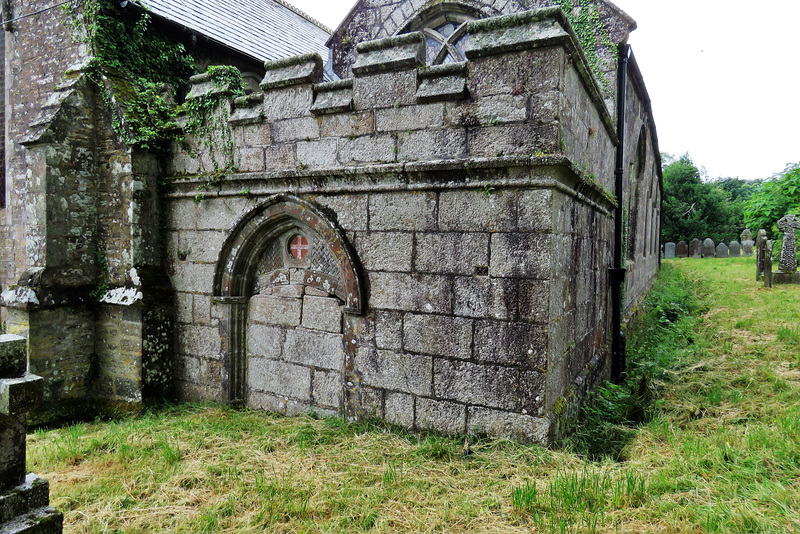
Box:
[213,196,364,415]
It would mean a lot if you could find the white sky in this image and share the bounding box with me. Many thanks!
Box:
[290,0,800,181]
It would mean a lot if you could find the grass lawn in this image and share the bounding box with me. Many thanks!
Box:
[27,257,800,533]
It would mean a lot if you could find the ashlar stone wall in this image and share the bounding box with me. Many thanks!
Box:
[165,9,618,442]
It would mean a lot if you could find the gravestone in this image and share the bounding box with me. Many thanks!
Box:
[676,241,688,257]
[740,229,753,255]
[764,240,773,288]
[756,229,768,281]
[690,238,702,258]
[729,241,741,257]
[774,214,800,284]
[665,242,676,259]
[702,238,715,258]
[715,242,729,258]
[0,334,63,532]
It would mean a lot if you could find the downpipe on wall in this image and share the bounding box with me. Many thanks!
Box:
[610,44,630,382]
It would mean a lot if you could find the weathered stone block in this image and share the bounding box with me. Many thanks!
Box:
[311,79,353,115]
[308,194,369,232]
[467,407,549,443]
[352,32,424,75]
[369,192,437,231]
[261,53,323,90]
[518,189,555,232]
[490,233,551,279]
[273,116,320,143]
[0,413,26,491]
[374,311,403,350]
[283,328,343,370]
[416,397,465,435]
[175,325,221,359]
[473,321,546,368]
[356,232,413,272]
[0,334,27,378]
[416,232,489,275]
[433,360,517,410]
[319,112,374,139]
[246,323,284,360]
[261,85,314,121]
[249,295,302,327]
[0,474,52,523]
[359,349,432,396]
[439,190,517,232]
[248,358,310,400]
[353,71,417,109]
[375,103,444,132]
[384,391,414,428]
[297,139,338,167]
[397,128,467,161]
[301,296,342,333]
[469,123,560,157]
[312,369,342,408]
[403,313,472,360]
[368,273,451,314]
[0,375,43,415]
[417,63,467,103]
[337,134,396,164]
[453,276,517,320]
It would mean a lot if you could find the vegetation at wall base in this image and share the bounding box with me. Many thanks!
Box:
[28,258,800,533]
[569,262,707,462]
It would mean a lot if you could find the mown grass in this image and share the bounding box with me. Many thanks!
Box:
[27,257,800,533]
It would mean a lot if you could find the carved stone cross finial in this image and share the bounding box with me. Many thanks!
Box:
[777,214,800,272]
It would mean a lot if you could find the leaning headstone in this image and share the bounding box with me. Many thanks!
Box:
[690,238,702,258]
[729,241,741,257]
[676,241,688,257]
[756,229,768,281]
[702,238,715,258]
[774,214,800,284]
[665,242,676,259]
[0,334,63,533]
[715,242,729,258]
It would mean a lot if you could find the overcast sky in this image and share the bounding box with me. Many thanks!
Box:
[290,0,800,181]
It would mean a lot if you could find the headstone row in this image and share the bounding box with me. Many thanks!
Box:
[663,237,750,259]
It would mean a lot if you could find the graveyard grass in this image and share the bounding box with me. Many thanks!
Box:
[27,257,800,533]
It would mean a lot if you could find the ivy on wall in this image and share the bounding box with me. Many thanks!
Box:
[555,0,613,90]
[63,0,196,150]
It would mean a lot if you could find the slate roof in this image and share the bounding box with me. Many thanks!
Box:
[134,0,330,63]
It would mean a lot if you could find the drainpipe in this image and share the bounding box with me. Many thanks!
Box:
[610,44,630,382]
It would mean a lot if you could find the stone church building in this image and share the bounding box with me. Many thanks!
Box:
[0,0,660,442]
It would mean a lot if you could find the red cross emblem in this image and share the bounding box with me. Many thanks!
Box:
[289,235,308,260]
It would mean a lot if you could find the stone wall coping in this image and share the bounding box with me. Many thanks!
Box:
[416,62,467,80]
[164,155,615,214]
[261,53,324,91]
[310,78,354,115]
[352,32,425,75]
[355,31,425,54]
[466,7,617,143]
[313,78,354,92]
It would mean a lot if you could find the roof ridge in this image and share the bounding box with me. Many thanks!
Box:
[272,0,332,34]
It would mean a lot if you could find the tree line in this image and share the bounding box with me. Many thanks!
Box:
[661,154,800,243]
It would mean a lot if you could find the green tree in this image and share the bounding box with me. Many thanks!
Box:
[744,163,800,236]
[661,155,755,243]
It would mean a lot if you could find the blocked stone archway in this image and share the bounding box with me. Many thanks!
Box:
[213,196,364,414]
